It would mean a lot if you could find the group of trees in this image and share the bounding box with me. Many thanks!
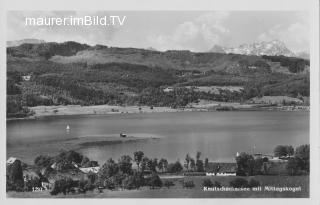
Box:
[7,70,32,117]
[7,95,32,118]
[262,55,309,73]
[96,151,171,191]
[229,178,260,188]
[94,151,210,192]
[273,145,294,157]
[7,143,310,195]
[235,153,264,176]
[184,152,207,172]
[33,150,170,195]
[286,144,310,175]
[236,144,310,176]
[50,176,97,195]
[6,150,100,193]
[34,150,99,172]
[6,160,24,192]
[133,151,169,173]
[242,73,309,100]
[6,158,53,192]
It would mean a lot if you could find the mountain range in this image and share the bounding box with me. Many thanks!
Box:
[7,39,309,59]
[209,40,309,59]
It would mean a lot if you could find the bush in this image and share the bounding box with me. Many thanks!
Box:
[229,178,249,188]
[34,155,54,167]
[78,178,96,192]
[202,179,213,187]
[50,178,75,195]
[25,177,42,191]
[102,178,116,190]
[164,180,175,189]
[295,144,310,172]
[147,173,163,189]
[202,179,222,188]
[248,178,260,188]
[87,172,98,184]
[56,150,84,164]
[274,145,294,157]
[213,181,222,188]
[183,180,195,189]
[122,173,144,190]
[167,161,183,173]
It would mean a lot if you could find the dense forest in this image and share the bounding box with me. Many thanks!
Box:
[7,41,310,117]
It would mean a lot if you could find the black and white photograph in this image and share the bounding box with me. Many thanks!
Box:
[2,0,319,201]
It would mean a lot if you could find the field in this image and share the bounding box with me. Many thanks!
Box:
[7,175,309,198]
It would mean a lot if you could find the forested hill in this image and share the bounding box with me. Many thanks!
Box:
[7,41,310,117]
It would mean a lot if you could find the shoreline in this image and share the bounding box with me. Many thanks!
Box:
[7,103,310,121]
[7,133,160,165]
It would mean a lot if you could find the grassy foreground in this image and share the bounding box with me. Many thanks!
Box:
[7,175,309,198]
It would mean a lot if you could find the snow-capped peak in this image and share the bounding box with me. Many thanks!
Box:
[209,40,296,57]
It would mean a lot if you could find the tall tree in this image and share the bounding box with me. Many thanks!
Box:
[147,158,158,172]
[195,151,203,172]
[196,151,201,161]
[141,157,149,173]
[204,158,209,171]
[118,155,133,174]
[274,145,294,157]
[286,158,300,175]
[184,153,191,171]
[235,152,255,176]
[8,160,24,188]
[158,158,168,173]
[190,158,195,171]
[98,158,119,180]
[295,144,310,172]
[133,151,144,172]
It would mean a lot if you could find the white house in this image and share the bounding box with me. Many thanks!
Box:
[163,87,174,92]
[79,166,100,174]
[6,157,17,164]
[22,75,31,81]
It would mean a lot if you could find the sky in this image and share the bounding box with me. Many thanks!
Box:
[6,11,310,52]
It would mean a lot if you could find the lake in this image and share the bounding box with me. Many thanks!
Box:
[7,111,309,164]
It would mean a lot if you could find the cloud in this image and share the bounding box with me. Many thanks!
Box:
[258,12,309,52]
[147,11,230,51]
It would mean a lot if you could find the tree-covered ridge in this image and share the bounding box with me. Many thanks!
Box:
[6,41,310,117]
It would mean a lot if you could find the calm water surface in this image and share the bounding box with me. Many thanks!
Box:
[7,111,309,164]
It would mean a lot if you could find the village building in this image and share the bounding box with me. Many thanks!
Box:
[79,166,100,174]
[22,74,32,81]
[252,153,274,160]
[6,157,17,164]
[206,162,237,176]
[163,87,174,92]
